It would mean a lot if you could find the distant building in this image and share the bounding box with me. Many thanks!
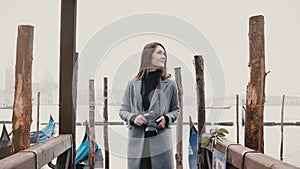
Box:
[32,82,57,104]
[32,69,58,104]
[0,90,5,103]
[3,67,14,104]
[3,66,58,105]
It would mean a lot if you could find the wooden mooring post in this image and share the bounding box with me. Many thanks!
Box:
[36,92,40,144]
[280,95,285,161]
[57,0,77,168]
[194,55,207,169]
[236,94,239,144]
[245,15,269,153]
[103,77,110,169]
[11,25,34,154]
[175,67,183,169]
[89,80,95,168]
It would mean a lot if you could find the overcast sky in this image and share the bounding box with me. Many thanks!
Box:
[1,0,300,98]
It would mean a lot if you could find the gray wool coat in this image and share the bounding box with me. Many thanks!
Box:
[119,77,180,169]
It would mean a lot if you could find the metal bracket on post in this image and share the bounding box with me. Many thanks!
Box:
[225,143,240,161]
[22,149,38,169]
[242,150,257,169]
[64,149,71,169]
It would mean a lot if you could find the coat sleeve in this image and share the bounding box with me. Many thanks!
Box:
[119,80,135,123]
[165,80,180,126]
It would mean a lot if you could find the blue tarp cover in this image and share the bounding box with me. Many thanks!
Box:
[75,140,99,164]
[30,116,55,143]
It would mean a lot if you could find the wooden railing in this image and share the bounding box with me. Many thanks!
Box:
[207,138,300,169]
[0,134,72,169]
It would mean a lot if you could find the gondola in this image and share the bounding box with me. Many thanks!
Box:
[30,115,55,143]
[75,122,103,169]
[0,115,55,160]
[0,122,11,160]
[188,116,198,169]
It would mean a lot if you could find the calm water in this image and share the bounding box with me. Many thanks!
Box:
[1,105,300,168]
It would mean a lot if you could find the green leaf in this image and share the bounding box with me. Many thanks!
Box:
[200,128,230,147]
[201,136,211,147]
[217,128,229,134]
[202,133,212,139]
[217,133,226,138]
[201,133,212,147]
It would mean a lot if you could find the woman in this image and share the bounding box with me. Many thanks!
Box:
[119,42,180,169]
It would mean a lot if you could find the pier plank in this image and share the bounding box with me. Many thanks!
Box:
[0,134,72,169]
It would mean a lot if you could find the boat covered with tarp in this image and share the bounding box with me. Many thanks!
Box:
[0,122,11,160]
[30,115,55,143]
[76,122,103,169]
[188,116,198,169]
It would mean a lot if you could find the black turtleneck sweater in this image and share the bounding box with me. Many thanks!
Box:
[141,70,161,111]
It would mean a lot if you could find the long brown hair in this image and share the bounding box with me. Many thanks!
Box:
[134,42,170,80]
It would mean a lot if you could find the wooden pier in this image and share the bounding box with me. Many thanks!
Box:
[1,0,300,168]
[208,138,299,169]
[0,135,72,169]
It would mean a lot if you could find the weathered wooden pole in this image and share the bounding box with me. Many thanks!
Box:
[236,94,239,144]
[11,25,34,154]
[175,67,183,169]
[242,99,245,127]
[245,15,268,153]
[89,80,95,168]
[280,95,285,161]
[57,0,77,168]
[36,92,40,143]
[194,55,206,169]
[103,77,109,169]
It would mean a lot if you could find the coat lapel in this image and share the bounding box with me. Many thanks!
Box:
[133,80,142,112]
[160,78,169,92]
[148,78,169,112]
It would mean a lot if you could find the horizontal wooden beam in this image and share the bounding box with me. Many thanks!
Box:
[0,134,72,169]
[210,139,299,169]
[0,151,35,169]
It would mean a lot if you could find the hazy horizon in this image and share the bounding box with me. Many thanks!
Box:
[1,1,300,100]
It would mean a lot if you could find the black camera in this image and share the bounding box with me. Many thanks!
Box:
[143,111,158,136]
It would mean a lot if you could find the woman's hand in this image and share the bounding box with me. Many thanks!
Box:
[134,115,147,126]
[156,116,166,129]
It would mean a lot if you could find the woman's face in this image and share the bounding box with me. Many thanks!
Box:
[151,45,166,69]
